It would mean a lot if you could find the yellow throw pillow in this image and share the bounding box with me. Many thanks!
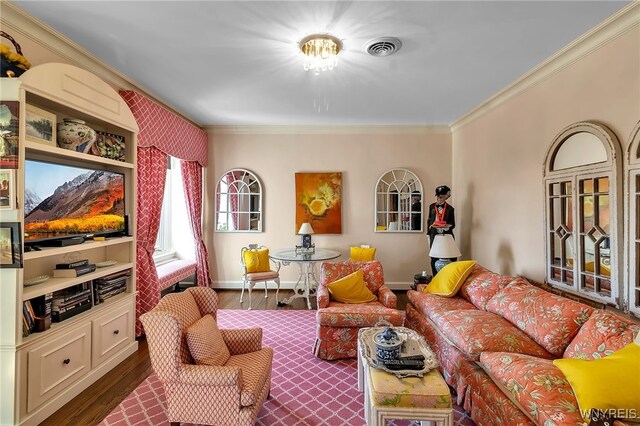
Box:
[350,246,377,262]
[553,343,640,418]
[327,270,377,304]
[425,260,476,297]
[243,248,271,273]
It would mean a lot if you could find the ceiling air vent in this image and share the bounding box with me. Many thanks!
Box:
[363,37,402,57]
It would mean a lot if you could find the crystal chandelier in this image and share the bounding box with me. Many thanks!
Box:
[299,34,343,75]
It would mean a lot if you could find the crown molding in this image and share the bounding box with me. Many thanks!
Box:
[451,2,640,133]
[1,1,202,127]
[207,125,451,135]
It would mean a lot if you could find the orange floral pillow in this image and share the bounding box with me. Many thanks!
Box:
[458,264,513,310]
[563,309,639,360]
[486,278,593,357]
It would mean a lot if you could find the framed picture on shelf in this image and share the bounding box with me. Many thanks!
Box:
[25,104,56,146]
[0,100,19,169]
[0,169,16,210]
[0,222,22,268]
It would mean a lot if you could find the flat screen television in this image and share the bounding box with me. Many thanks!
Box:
[24,159,125,246]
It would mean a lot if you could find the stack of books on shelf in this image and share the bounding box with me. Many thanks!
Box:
[52,259,96,278]
[93,270,129,304]
[22,300,36,337]
[22,294,52,337]
[52,282,92,322]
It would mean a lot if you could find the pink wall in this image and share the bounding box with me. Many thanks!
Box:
[452,26,640,282]
[205,129,452,287]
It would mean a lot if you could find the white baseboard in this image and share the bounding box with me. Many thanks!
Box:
[211,281,411,291]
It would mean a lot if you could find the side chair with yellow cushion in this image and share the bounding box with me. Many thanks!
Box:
[140,287,273,426]
[314,260,406,360]
[240,244,281,310]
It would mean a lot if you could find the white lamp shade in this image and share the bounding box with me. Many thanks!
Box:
[298,222,314,235]
[429,234,461,258]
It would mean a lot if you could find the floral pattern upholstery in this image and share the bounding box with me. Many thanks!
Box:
[461,362,535,426]
[315,261,404,360]
[479,352,584,426]
[430,309,553,361]
[407,289,477,322]
[406,263,636,426]
[406,303,471,400]
[140,287,272,425]
[563,309,639,359]
[406,303,535,425]
[316,302,406,327]
[486,278,593,357]
[458,264,514,310]
[368,367,452,409]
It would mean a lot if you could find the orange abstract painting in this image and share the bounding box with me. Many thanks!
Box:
[295,172,342,234]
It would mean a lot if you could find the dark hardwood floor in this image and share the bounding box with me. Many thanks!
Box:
[42,288,409,426]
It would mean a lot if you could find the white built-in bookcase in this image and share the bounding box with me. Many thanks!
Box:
[0,63,138,426]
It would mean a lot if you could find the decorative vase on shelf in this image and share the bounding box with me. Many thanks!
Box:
[57,118,96,153]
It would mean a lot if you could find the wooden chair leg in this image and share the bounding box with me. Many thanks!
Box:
[170,422,180,426]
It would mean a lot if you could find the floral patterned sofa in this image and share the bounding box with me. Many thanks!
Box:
[314,260,406,360]
[405,264,639,426]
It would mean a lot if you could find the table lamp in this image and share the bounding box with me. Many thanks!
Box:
[298,222,314,248]
[429,234,461,273]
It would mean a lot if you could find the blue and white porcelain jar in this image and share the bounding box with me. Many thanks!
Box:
[374,326,402,360]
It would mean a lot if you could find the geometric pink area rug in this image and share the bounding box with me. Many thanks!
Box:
[100,309,474,426]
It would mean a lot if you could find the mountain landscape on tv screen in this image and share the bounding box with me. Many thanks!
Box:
[25,170,124,240]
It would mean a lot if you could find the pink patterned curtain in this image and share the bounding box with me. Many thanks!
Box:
[120,90,211,336]
[135,146,167,336]
[181,160,212,286]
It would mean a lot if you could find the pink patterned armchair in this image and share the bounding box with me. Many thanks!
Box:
[140,287,272,426]
[314,260,406,360]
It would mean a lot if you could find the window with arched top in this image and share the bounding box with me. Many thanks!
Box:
[215,169,263,232]
[543,122,623,306]
[375,169,423,232]
[626,120,640,316]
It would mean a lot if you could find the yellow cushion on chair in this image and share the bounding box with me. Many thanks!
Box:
[553,343,640,418]
[425,260,476,297]
[243,248,271,273]
[350,246,377,262]
[327,270,377,304]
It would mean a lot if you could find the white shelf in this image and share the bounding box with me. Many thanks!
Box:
[19,291,134,347]
[25,140,134,169]
[24,237,134,261]
[23,263,133,300]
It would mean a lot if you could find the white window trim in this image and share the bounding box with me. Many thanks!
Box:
[625,121,640,317]
[543,121,623,307]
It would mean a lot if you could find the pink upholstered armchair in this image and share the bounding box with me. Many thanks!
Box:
[140,287,272,426]
[314,260,406,360]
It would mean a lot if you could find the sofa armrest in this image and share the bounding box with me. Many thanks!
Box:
[317,285,331,308]
[179,363,242,387]
[221,328,263,354]
[377,285,397,309]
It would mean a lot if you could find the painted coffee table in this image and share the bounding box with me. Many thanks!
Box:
[357,326,453,426]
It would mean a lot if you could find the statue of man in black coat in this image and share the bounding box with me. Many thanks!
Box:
[427,185,456,274]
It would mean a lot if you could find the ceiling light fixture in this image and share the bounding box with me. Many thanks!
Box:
[299,33,343,75]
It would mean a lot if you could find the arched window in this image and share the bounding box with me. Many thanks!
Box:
[626,120,640,316]
[215,169,263,232]
[543,122,622,306]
